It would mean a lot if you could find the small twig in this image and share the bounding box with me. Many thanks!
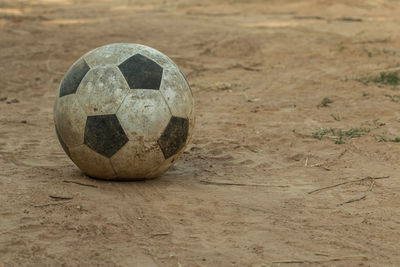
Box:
[304,157,308,166]
[308,176,389,194]
[200,180,289,187]
[272,260,305,264]
[272,255,368,264]
[293,15,324,20]
[338,149,347,158]
[293,16,362,22]
[49,195,73,200]
[336,17,362,22]
[33,202,67,208]
[238,205,267,214]
[337,195,367,206]
[228,63,261,72]
[309,162,331,171]
[63,180,98,188]
[315,253,329,257]
[151,232,170,237]
[353,38,389,44]
[292,129,311,138]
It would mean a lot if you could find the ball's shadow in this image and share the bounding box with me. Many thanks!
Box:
[85,173,149,183]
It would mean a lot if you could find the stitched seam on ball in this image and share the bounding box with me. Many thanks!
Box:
[115,92,130,115]
[159,89,173,122]
[108,158,118,178]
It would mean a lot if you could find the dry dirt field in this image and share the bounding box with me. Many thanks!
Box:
[2,0,400,266]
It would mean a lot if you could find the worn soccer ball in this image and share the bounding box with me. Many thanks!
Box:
[54,43,194,179]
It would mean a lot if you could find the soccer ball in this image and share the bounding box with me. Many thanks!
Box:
[54,43,194,179]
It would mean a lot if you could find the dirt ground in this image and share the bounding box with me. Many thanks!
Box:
[2,0,400,266]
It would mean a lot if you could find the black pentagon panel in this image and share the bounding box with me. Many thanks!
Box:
[59,58,90,98]
[84,115,128,158]
[55,126,71,158]
[158,116,189,159]
[118,54,163,90]
[179,68,193,96]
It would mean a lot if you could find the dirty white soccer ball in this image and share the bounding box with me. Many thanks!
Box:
[54,43,194,179]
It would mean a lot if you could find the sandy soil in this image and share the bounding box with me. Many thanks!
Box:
[2,0,400,266]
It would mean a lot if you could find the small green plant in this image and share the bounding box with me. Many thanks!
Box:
[356,72,400,87]
[334,130,346,144]
[312,127,370,144]
[343,127,370,137]
[372,118,385,128]
[356,77,370,85]
[374,135,400,142]
[362,91,370,97]
[312,128,330,140]
[384,93,400,102]
[319,97,333,107]
[374,72,400,86]
[375,135,388,142]
[363,47,373,57]
[331,114,341,121]
[382,48,397,56]
[361,47,397,57]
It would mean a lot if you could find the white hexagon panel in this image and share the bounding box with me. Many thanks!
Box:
[76,66,130,116]
[116,90,171,142]
[54,95,87,159]
[54,43,194,180]
[159,67,193,119]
